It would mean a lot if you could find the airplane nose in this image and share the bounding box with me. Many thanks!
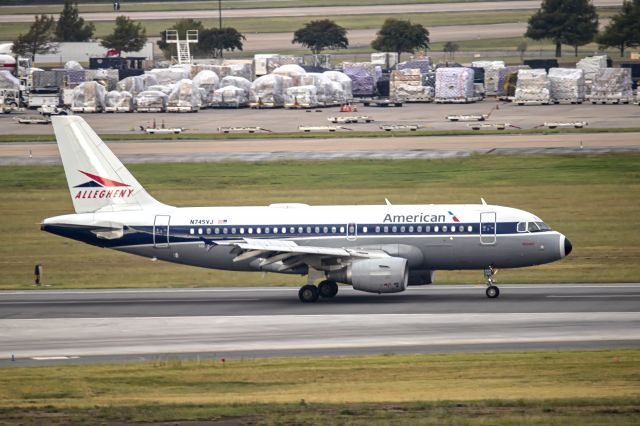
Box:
[564,236,573,257]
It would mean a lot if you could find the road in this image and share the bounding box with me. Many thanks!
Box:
[0,0,623,23]
[1,284,639,365]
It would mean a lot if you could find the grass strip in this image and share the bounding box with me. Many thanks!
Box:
[2,126,640,143]
[0,154,639,288]
[0,349,639,424]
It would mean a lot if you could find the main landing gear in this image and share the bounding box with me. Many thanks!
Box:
[298,280,338,303]
[484,266,500,299]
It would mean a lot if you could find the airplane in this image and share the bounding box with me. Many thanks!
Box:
[42,116,572,303]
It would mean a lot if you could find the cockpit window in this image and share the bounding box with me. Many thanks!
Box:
[527,221,551,232]
[517,222,527,232]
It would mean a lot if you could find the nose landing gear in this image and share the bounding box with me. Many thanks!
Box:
[484,266,500,298]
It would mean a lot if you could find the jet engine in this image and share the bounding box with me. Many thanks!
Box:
[327,257,408,293]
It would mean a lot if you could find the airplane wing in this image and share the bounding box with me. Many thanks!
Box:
[214,238,389,272]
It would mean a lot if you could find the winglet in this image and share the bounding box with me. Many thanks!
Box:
[481,198,487,206]
[385,198,392,206]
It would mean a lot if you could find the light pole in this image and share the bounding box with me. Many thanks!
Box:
[218,0,222,29]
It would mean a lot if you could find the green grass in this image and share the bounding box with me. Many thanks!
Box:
[0,0,515,15]
[1,349,639,424]
[2,127,640,143]
[0,153,639,289]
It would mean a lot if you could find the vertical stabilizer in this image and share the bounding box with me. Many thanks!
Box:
[51,116,163,213]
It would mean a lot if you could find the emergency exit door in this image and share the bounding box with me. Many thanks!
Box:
[480,212,496,245]
[153,215,170,248]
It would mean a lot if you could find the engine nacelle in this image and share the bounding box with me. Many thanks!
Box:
[327,257,408,294]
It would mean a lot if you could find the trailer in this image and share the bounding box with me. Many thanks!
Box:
[380,124,419,131]
[299,125,349,132]
[144,127,184,134]
[515,99,550,106]
[589,97,632,105]
[166,105,199,113]
[434,96,482,104]
[14,115,51,124]
[327,115,373,124]
[543,121,588,129]
[219,126,271,134]
[551,98,584,105]
[446,114,489,122]
[71,106,102,113]
[360,98,403,107]
[104,106,133,113]
[38,105,71,116]
[468,123,511,130]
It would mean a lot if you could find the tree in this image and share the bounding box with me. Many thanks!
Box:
[200,27,245,58]
[442,41,459,60]
[597,0,640,57]
[157,19,207,59]
[292,19,348,55]
[12,14,58,61]
[371,19,429,62]
[517,41,528,61]
[55,0,94,42]
[100,15,147,56]
[525,0,598,57]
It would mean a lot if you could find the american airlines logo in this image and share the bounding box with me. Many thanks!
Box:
[73,170,134,199]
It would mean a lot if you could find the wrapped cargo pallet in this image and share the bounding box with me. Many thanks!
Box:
[396,58,432,75]
[220,76,252,95]
[192,70,220,107]
[471,60,505,95]
[71,81,106,112]
[267,55,304,74]
[342,62,377,97]
[576,55,607,81]
[167,79,200,112]
[390,69,421,100]
[32,70,67,89]
[323,71,353,100]
[85,69,119,91]
[141,73,158,90]
[116,76,146,96]
[590,68,633,103]
[147,84,174,95]
[64,61,83,71]
[371,52,398,70]
[548,68,585,103]
[514,69,550,105]
[66,69,85,86]
[285,85,318,108]
[298,73,336,105]
[135,90,168,112]
[393,84,434,101]
[147,67,190,85]
[225,61,253,81]
[249,74,289,107]
[212,85,248,108]
[105,90,133,112]
[272,64,306,85]
[435,67,475,102]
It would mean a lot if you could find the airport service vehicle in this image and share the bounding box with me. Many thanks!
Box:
[42,116,572,303]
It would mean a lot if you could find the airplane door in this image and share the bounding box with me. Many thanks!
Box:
[153,215,170,248]
[480,212,496,245]
[347,222,357,241]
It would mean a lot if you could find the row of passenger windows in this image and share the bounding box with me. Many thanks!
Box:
[188,224,476,236]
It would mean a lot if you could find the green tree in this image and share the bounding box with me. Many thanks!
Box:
[371,19,429,62]
[200,27,245,58]
[525,0,599,57]
[100,15,147,56]
[157,19,207,59]
[12,14,58,61]
[442,41,459,60]
[292,19,348,55]
[55,0,94,42]
[597,0,640,57]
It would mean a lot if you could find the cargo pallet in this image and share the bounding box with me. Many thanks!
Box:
[249,102,281,109]
[360,99,403,107]
[434,97,481,104]
[551,99,584,105]
[543,121,587,129]
[515,100,550,106]
[166,106,199,113]
[71,107,102,113]
[396,97,433,103]
[136,107,165,113]
[589,98,632,105]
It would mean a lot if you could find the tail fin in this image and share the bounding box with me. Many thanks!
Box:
[51,116,163,213]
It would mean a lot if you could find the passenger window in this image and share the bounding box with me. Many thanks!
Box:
[223,228,228,234]
[443,225,448,232]
[256,228,261,234]
[215,228,220,234]
[198,228,203,235]
[240,228,245,234]
[467,225,473,232]
[459,225,464,232]
[248,228,253,234]
[290,227,295,234]
[400,226,405,232]
[315,226,320,233]
[231,228,237,234]
[417,226,422,232]
[306,226,311,233]
[206,228,211,235]
[409,226,414,232]
[340,226,345,233]
[363,226,368,233]
[298,226,303,233]
[384,226,389,233]
[375,226,381,233]
[426,226,431,232]
[392,226,397,232]
[323,226,328,233]
[265,227,270,233]
[281,227,286,233]
[434,226,439,232]
[331,226,337,233]
[190,228,194,235]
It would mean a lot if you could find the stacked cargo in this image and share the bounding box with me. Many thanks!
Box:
[249,74,292,108]
[342,62,378,97]
[323,71,353,100]
[116,75,147,96]
[285,85,318,108]
[514,69,550,105]
[71,81,106,112]
[135,90,168,112]
[192,70,220,107]
[147,67,190,85]
[576,55,607,82]
[434,67,475,103]
[371,52,398,70]
[167,79,200,112]
[298,73,336,105]
[390,68,433,102]
[548,68,586,104]
[32,70,67,89]
[589,68,633,104]
[220,76,252,93]
[272,64,306,85]
[471,60,505,96]
[84,69,119,90]
[212,86,248,108]
[265,55,303,75]
[396,58,432,75]
[105,90,133,112]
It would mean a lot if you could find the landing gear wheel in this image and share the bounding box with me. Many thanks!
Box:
[486,285,500,298]
[318,280,339,298]
[298,284,319,303]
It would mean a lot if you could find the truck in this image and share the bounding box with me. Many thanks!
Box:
[0,88,21,113]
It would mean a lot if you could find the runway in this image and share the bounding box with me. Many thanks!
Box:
[1,284,639,365]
